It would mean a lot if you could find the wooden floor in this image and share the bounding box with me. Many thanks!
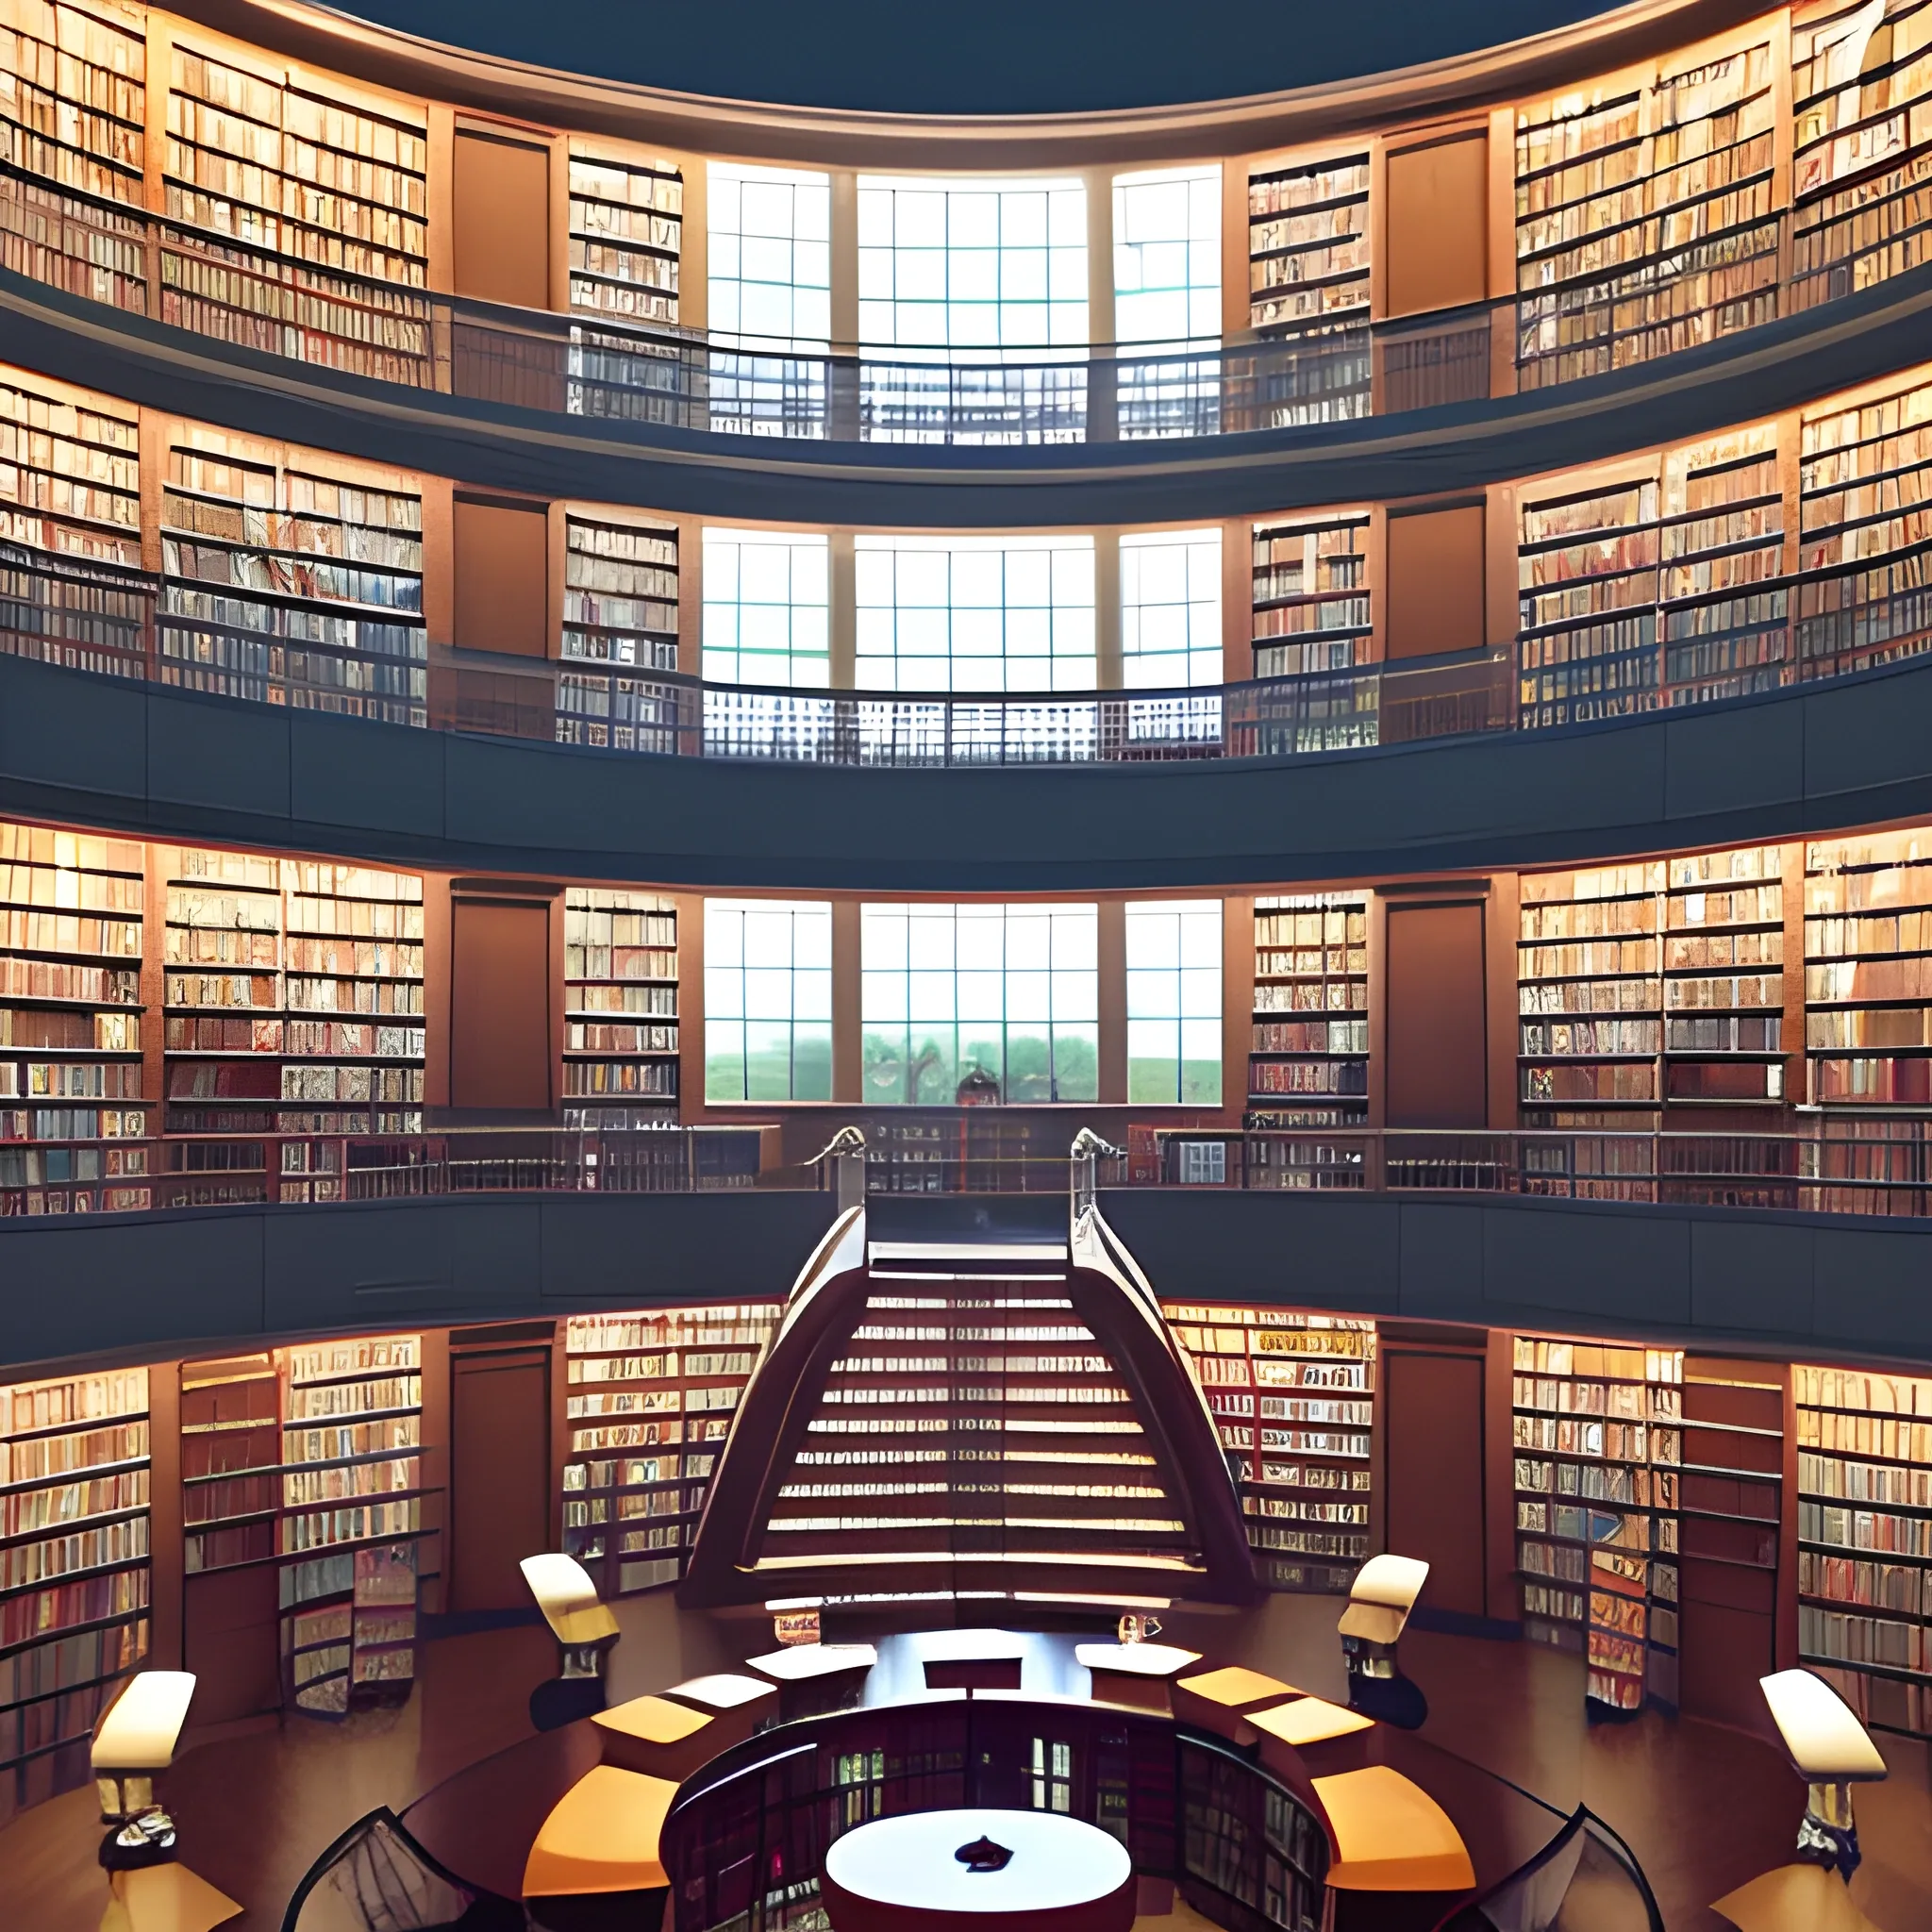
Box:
[3,1599,1924,1932]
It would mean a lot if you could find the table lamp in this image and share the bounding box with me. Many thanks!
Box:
[1759,1670,1888,1880]
[1338,1554,1429,1729]
[92,1672,196,1869]
[521,1553,621,1729]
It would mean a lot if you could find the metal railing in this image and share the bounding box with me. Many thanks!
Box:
[11,531,1932,773]
[1124,1123,1932,1219]
[18,1122,1932,1223]
[0,156,1924,446]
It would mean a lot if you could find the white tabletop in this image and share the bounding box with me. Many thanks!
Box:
[824,1808,1130,1915]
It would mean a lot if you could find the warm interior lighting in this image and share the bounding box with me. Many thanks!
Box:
[1074,1641,1201,1676]
[92,1671,196,1773]
[520,1553,621,1647]
[666,1673,776,1710]
[1758,1670,1887,1781]
[1338,1553,1428,1645]
[744,1641,879,1680]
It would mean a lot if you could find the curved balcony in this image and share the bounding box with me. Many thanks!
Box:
[6,1138,1932,1374]
[7,569,1932,889]
[9,191,1932,525]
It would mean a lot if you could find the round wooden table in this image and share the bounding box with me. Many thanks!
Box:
[822,1808,1135,1932]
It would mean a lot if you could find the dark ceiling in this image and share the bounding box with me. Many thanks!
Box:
[334,0,1632,114]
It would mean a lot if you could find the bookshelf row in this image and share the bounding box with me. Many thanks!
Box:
[13,1307,1932,1837]
[1164,1303,1377,1595]
[14,357,1932,716]
[31,819,1932,1218]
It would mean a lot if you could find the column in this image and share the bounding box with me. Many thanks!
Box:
[1098,899,1127,1105]
[833,899,863,1104]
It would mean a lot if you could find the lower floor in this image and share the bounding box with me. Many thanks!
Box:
[4,1590,1926,1932]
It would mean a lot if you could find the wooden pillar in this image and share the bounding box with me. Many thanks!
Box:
[676,514,705,676]
[677,157,708,331]
[676,891,707,1118]
[1221,894,1254,1125]
[1095,530,1123,690]
[1220,158,1250,341]
[1085,166,1115,347]
[418,1326,451,1614]
[1781,841,1807,1110]
[832,899,863,1104]
[1097,899,1127,1104]
[1487,873,1521,1129]
[829,531,858,689]
[1221,516,1250,685]
[147,1358,183,1669]
[829,169,859,351]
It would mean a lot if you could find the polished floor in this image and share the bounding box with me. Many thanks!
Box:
[3,1591,1925,1932]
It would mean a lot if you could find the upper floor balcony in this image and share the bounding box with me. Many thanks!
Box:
[3,0,1932,519]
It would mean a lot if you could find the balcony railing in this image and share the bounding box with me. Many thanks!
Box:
[0,154,1922,446]
[7,535,1932,772]
[14,1123,1932,1223]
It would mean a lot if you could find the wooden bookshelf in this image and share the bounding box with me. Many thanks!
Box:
[1164,1304,1375,1594]
[1804,827,1932,1106]
[1795,1362,1932,1736]
[164,42,426,291]
[278,860,424,1195]
[1519,860,1666,1129]
[180,1352,278,1575]
[1250,512,1372,682]
[562,890,678,1128]
[562,1305,779,1595]
[1516,471,1662,726]
[1796,372,1932,676]
[278,1334,425,1717]
[1248,893,1369,1126]
[0,820,150,1217]
[556,510,680,753]
[158,436,426,724]
[1247,153,1370,336]
[0,1364,149,1825]
[162,851,424,1202]
[0,369,142,569]
[1790,0,1932,307]
[0,0,146,211]
[567,140,683,324]
[1515,32,1779,390]
[161,844,281,1206]
[1662,845,1786,1105]
[1659,427,1788,701]
[1512,1335,1683,1713]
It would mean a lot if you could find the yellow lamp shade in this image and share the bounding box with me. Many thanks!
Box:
[93,1673,197,1774]
[523,1765,677,1897]
[1758,1671,1887,1782]
[1338,1555,1429,1645]
[1313,1765,1476,1892]
[520,1554,620,1649]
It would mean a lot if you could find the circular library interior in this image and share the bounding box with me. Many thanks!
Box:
[8,0,1932,1928]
